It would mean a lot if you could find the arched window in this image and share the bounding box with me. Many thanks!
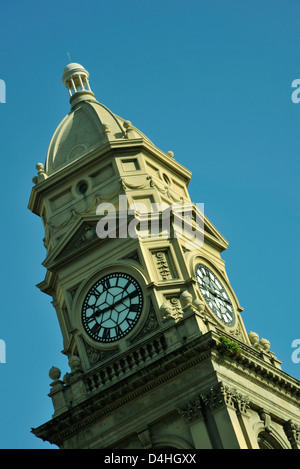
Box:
[258,431,284,449]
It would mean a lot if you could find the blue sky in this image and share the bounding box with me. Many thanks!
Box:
[0,0,299,449]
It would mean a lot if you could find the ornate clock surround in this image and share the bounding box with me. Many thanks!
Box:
[193,257,237,329]
[73,263,149,351]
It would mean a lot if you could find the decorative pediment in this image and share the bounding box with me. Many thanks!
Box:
[168,204,228,252]
[43,215,101,270]
[203,215,229,252]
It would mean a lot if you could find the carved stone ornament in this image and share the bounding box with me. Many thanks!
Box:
[49,366,61,382]
[57,224,98,259]
[159,303,173,322]
[248,331,280,363]
[83,340,118,366]
[154,251,171,280]
[180,290,193,308]
[284,419,300,449]
[169,298,183,321]
[178,384,250,425]
[68,355,82,373]
[201,382,250,415]
[178,396,203,424]
[248,331,270,351]
[137,428,153,449]
[159,297,183,323]
[193,298,206,316]
[32,162,48,185]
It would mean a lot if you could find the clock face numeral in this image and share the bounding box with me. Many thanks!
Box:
[90,322,102,336]
[195,263,235,327]
[82,273,143,343]
[102,328,111,341]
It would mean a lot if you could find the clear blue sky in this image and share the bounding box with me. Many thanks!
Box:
[0,0,299,449]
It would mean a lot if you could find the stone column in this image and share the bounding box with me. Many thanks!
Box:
[201,382,250,449]
[235,399,260,449]
[178,396,212,449]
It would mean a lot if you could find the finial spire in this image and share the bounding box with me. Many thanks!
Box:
[62,63,95,108]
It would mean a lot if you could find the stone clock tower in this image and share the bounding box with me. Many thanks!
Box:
[29,63,300,449]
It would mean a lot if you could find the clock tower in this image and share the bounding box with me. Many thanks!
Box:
[29,63,300,449]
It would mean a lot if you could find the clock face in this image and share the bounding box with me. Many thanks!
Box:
[81,273,143,343]
[195,263,235,327]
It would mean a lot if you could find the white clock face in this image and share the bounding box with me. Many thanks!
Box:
[81,273,143,343]
[195,263,235,327]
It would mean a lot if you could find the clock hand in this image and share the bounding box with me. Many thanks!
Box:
[201,283,231,305]
[201,281,218,296]
[91,297,125,319]
[92,290,138,319]
[88,303,113,321]
[213,290,231,304]
[108,290,138,311]
[97,304,114,316]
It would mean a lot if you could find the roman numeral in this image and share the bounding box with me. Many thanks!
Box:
[86,315,96,324]
[102,329,111,340]
[130,303,139,312]
[103,278,111,290]
[114,325,122,336]
[90,322,101,336]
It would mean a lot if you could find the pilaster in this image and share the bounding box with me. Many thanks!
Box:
[178,396,212,449]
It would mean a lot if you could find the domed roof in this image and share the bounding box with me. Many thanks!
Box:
[62,63,89,87]
[45,64,152,176]
[45,100,151,175]
[62,62,88,75]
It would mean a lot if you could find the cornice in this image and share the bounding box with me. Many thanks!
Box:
[223,335,299,402]
[28,138,191,216]
[32,329,299,447]
[31,332,214,445]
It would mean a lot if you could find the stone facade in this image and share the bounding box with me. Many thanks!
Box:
[29,64,300,449]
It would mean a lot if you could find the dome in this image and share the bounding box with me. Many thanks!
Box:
[62,62,88,75]
[45,95,152,176]
[45,63,152,176]
[62,63,89,87]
